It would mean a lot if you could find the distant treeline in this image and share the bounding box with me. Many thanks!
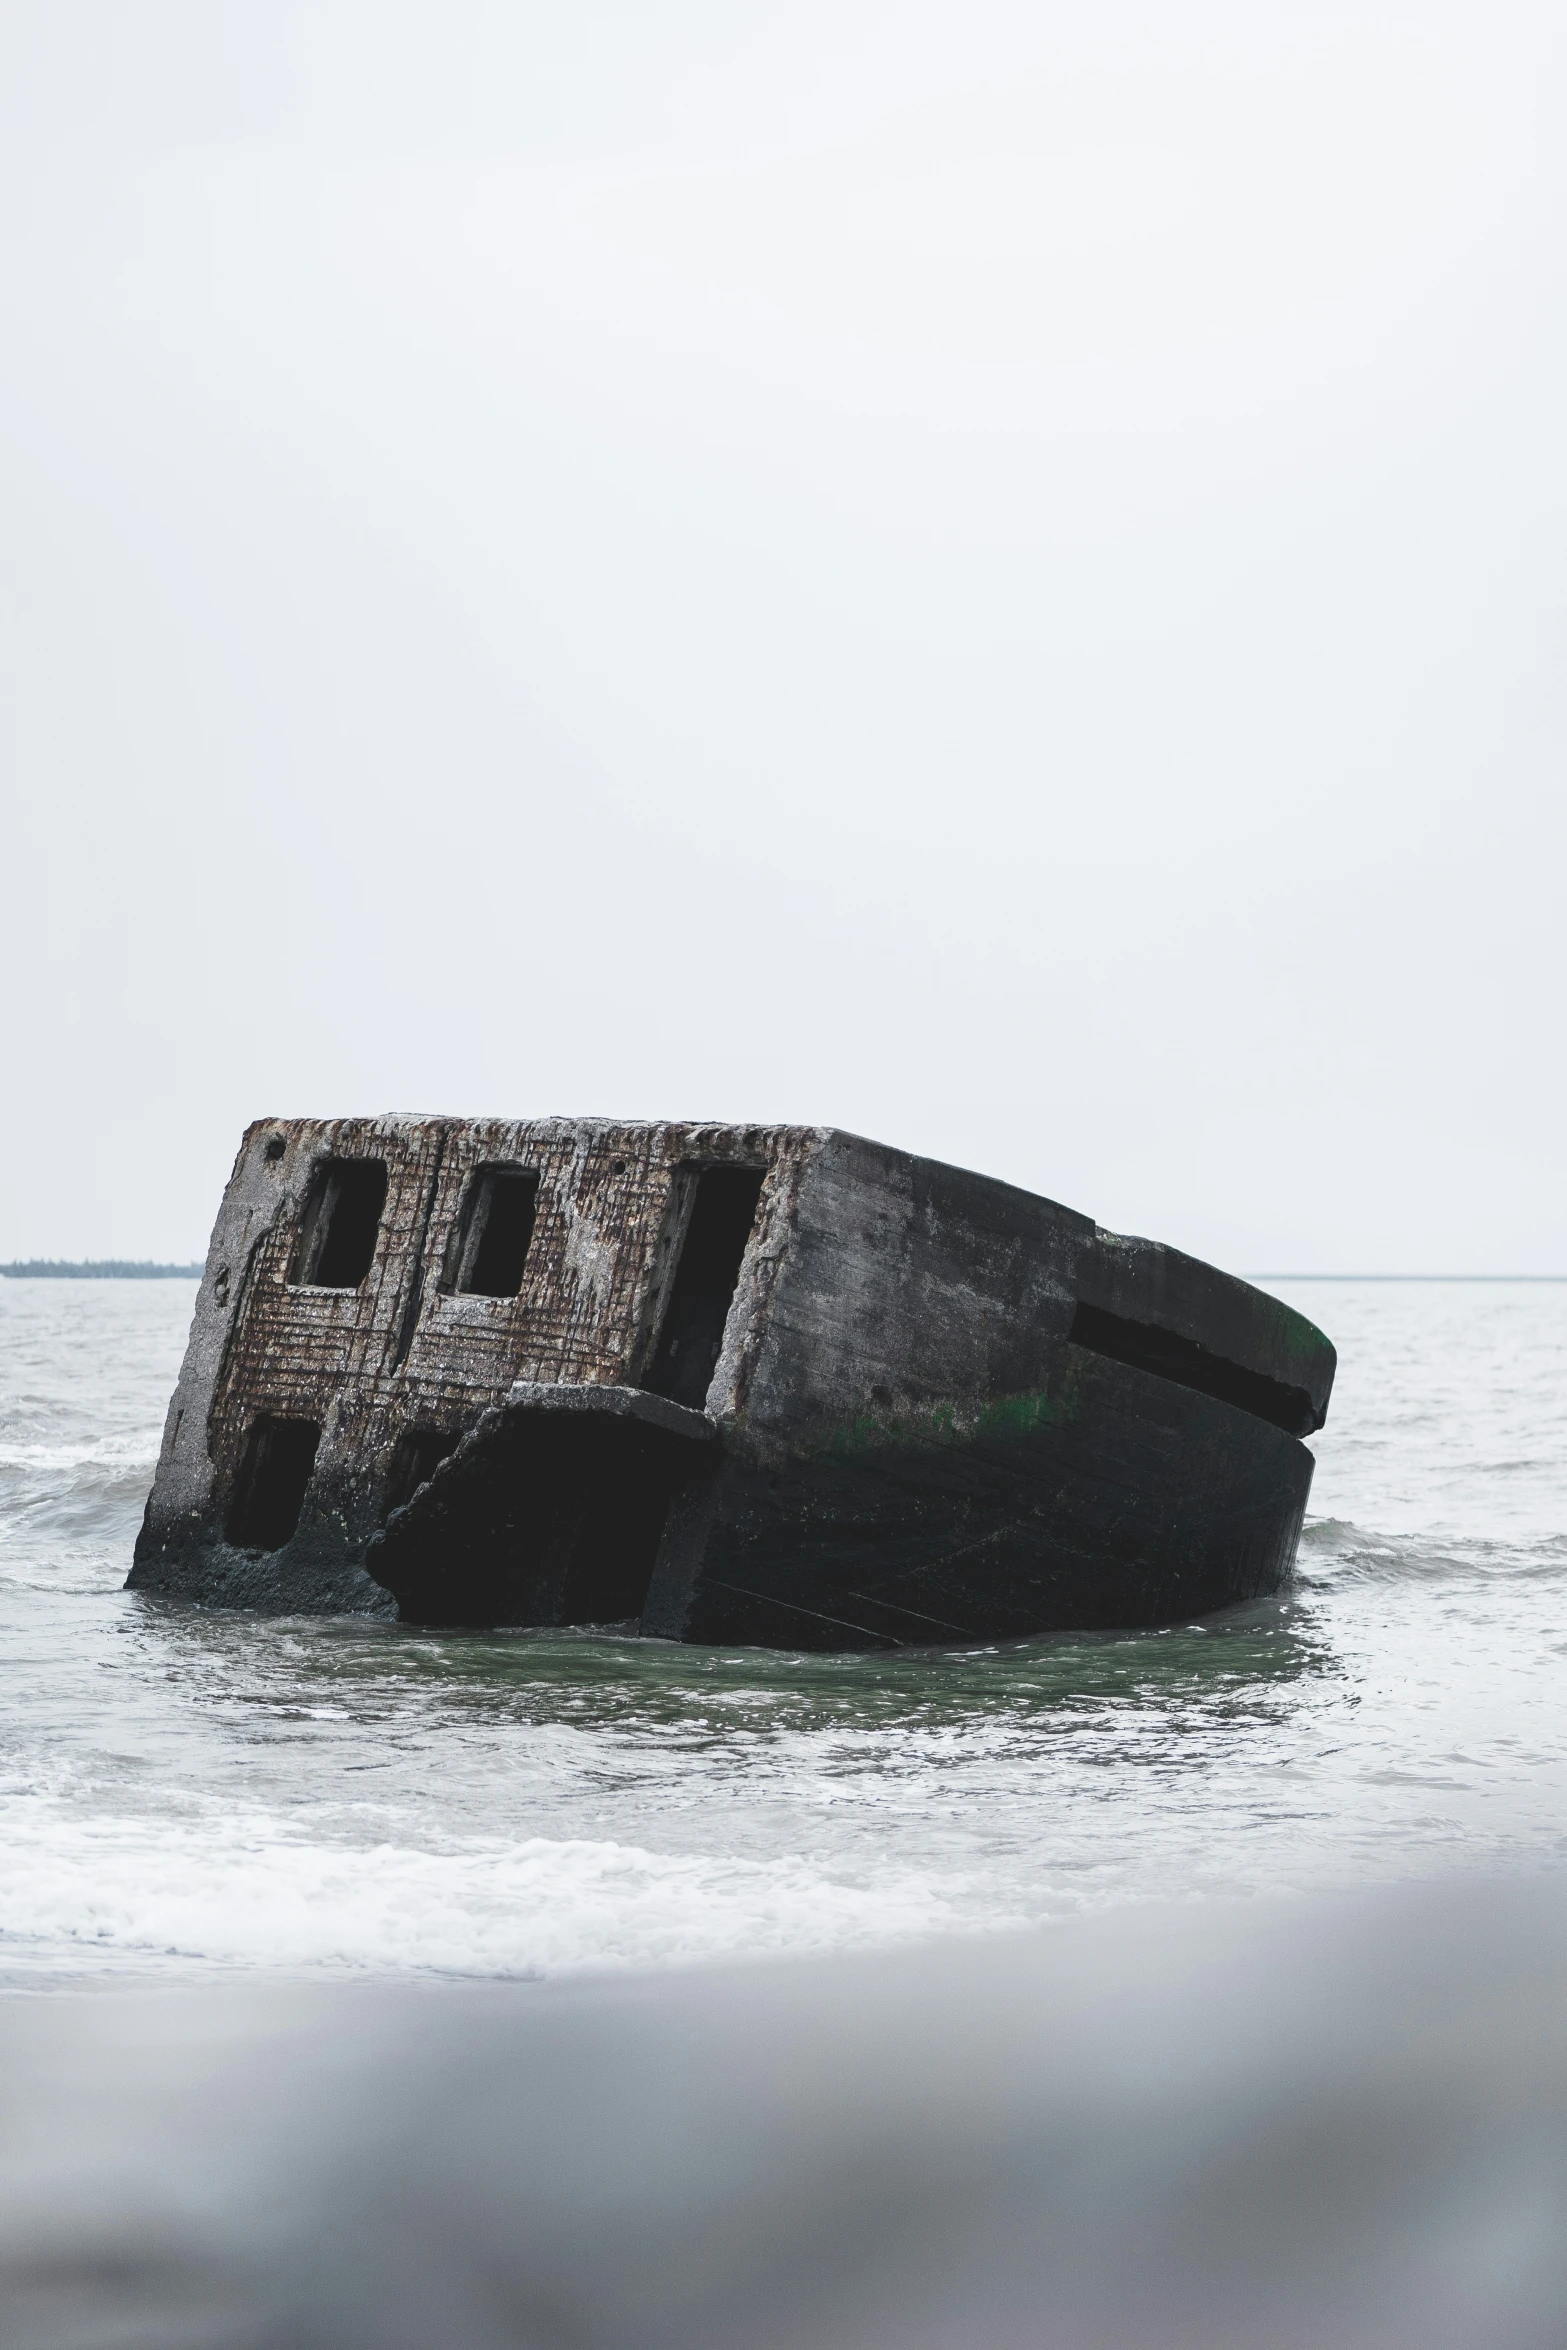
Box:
[0,1260,204,1280]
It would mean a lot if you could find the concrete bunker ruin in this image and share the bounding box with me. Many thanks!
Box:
[131,1119,1336,1648]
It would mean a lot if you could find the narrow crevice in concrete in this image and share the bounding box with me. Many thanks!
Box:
[1068,1302,1319,1436]
[391,1135,449,1372]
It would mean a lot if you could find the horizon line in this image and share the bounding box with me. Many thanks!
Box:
[0,1259,205,1278]
[4,1261,1566,1287]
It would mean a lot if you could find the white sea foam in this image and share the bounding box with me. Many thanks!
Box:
[0,1435,161,1471]
[0,1808,1012,1980]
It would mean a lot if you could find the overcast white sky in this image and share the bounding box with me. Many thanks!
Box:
[3,0,1562,1270]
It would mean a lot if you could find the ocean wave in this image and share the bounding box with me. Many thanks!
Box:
[0,1811,1027,1982]
[0,1434,161,1471]
[1298,1517,1567,1585]
[0,1462,154,1554]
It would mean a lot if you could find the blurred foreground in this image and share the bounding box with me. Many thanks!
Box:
[4,1875,1565,2348]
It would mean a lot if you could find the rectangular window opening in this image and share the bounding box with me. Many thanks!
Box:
[383,1425,459,1519]
[294,1158,388,1290]
[226,1416,321,1550]
[1067,1302,1317,1437]
[449,1168,539,1298]
[645,1165,767,1411]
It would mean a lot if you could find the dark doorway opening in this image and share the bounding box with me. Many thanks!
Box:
[294,1159,388,1289]
[226,1416,322,1549]
[645,1166,766,1410]
[371,1412,698,1631]
[448,1168,539,1298]
[557,1441,680,1624]
[383,1425,459,1519]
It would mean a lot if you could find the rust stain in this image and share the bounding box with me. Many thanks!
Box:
[206,1118,810,1513]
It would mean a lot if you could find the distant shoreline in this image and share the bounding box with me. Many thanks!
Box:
[0,1261,203,1280]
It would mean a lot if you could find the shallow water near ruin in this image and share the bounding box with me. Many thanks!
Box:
[2,1276,1565,1987]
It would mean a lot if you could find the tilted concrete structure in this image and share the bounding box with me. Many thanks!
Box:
[130,1117,1336,1647]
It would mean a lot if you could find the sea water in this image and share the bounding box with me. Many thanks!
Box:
[2,1277,1564,1987]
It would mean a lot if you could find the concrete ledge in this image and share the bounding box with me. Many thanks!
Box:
[504,1382,719,1443]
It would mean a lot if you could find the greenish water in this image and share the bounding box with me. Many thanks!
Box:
[2,1277,1564,1983]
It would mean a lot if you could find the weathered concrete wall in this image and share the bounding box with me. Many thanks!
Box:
[132,1114,1336,1645]
[131,1117,815,1611]
[644,1133,1327,1646]
[736,1134,1089,1441]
